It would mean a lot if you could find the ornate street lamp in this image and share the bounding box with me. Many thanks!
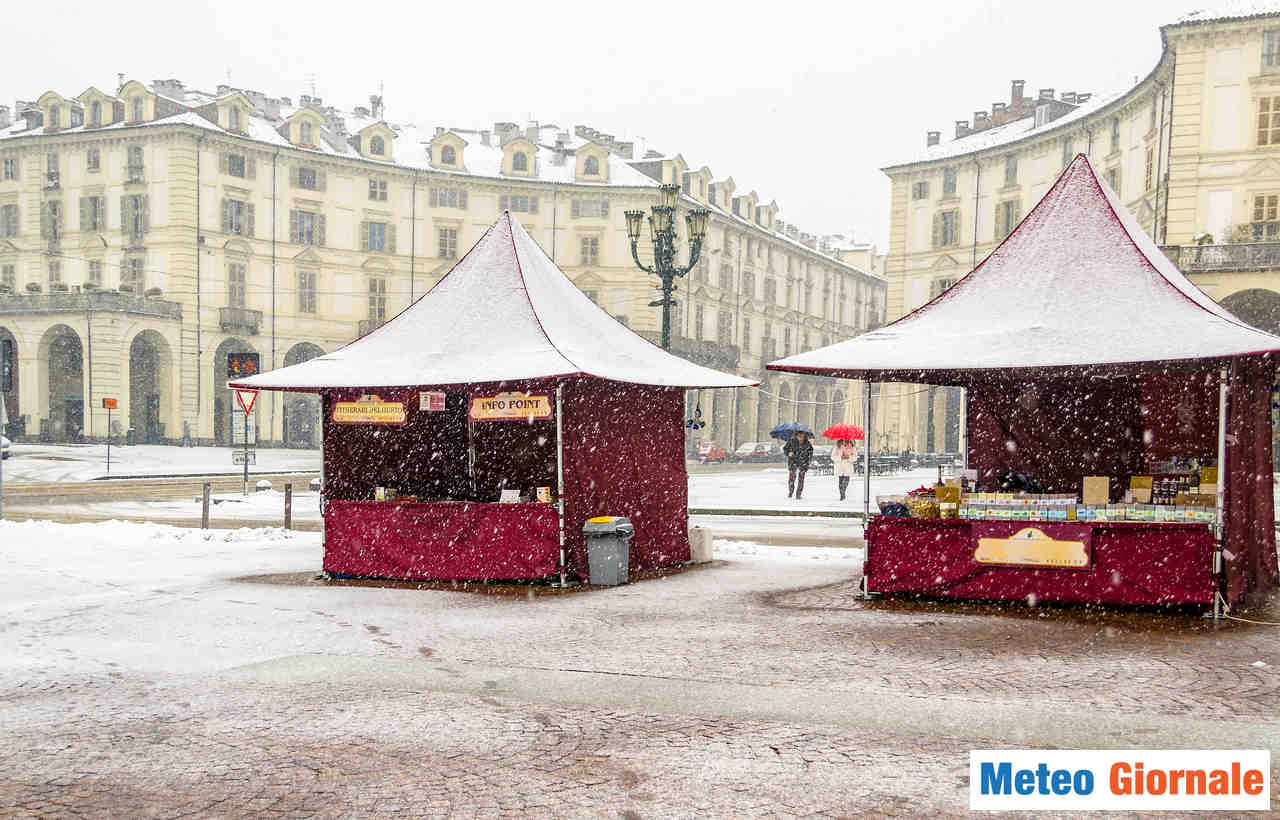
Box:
[625,183,710,350]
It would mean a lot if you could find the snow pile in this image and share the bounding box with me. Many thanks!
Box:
[714,538,864,566]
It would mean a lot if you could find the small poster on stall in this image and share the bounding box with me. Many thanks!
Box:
[332,394,407,424]
[469,392,552,422]
[419,391,446,412]
[972,523,1091,569]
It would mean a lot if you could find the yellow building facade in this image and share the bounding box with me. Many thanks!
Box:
[874,5,1280,455]
[0,80,884,448]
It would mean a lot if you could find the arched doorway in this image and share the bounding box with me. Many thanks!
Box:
[282,342,325,448]
[212,337,256,445]
[129,330,173,443]
[38,324,84,442]
[814,388,829,434]
[0,326,18,438]
[1221,289,1280,334]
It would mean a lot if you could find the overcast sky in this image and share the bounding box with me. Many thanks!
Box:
[11,0,1181,248]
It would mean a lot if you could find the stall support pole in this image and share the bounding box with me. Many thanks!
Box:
[959,388,968,472]
[1213,366,1229,619]
[860,381,873,598]
[554,383,567,588]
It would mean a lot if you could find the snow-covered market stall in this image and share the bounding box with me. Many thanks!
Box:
[231,212,754,582]
[770,155,1280,610]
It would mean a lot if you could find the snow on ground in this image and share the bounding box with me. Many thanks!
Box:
[62,488,322,523]
[1,442,320,483]
[714,538,864,566]
[688,465,938,512]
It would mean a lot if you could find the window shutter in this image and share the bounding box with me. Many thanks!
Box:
[993,203,1003,238]
[221,199,229,233]
[246,156,256,179]
[141,196,150,232]
[316,214,326,246]
[1012,202,1021,226]
[289,210,299,244]
[601,199,609,216]
[530,196,538,214]
[288,166,298,187]
[387,224,396,254]
[429,188,438,207]
[218,153,228,174]
[40,202,50,238]
[246,203,255,238]
[459,189,467,209]
[360,221,370,252]
[571,200,580,218]
[951,210,958,246]
[931,212,942,248]
[80,197,90,232]
[316,169,327,191]
[120,196,131,235]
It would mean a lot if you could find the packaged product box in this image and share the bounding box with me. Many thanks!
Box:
[1201,466,1219,486]
[936,486,961,504]
[1083,476,1111,506]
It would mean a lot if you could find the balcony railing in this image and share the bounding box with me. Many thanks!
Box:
[0,289,182,320]
[126,165,145,184]
[358,317,385,337]
[219,306,262,335]
[1160,243,1280,273]
[44,171,59,190]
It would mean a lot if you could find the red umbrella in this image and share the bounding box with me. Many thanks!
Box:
[822,424,864,441]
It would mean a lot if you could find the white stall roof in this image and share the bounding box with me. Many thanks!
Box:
[769,155,1280,381]
[231,212,756,392]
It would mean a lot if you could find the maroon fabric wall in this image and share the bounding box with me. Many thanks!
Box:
[561,379,691,577]
[1224,358,1279,603]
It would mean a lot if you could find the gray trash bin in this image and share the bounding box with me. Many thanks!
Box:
[583,516,633,585]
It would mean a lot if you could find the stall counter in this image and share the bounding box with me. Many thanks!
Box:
[865,516,1215,606]
[323,499,561,581]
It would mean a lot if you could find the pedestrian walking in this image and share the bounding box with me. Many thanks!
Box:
[833,439,856,500]
[784,431,813,499]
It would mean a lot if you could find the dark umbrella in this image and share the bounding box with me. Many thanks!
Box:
[770,421,813,440]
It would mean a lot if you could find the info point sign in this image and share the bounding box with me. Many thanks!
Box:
[969,750,1269,811]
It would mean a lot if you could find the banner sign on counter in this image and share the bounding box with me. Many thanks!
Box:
[468,392,552,422]
[333,394,407,425]
[973,523,1091,569]
[419,391,446,412]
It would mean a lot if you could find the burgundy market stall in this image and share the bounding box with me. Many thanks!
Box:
[769,155,1280,610]
[231,212,754,582]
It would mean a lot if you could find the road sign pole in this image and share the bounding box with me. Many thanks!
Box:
[106,408,111,474]
[243,410,249,496]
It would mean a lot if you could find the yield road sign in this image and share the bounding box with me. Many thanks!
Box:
[235,389,259,416]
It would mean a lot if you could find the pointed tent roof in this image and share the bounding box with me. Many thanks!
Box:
[231,212,755,392]
[769,154,1280,383]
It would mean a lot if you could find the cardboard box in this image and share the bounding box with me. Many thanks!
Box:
[1201,466,1218,486]
[1083,476,1111,506]
[1176,492,1217,507]
[936,486,961,503]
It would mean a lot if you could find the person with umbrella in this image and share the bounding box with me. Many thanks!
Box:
[783,430,814,499]
[822,423,864,502]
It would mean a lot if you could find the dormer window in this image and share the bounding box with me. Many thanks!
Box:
[441,145,457,165]
[299,121,313,146]
[90,101,101,127]
[228,106,241,131]
[48,107,60,129]
[369,136,385,155]
[131,97,143,123]
[583,155,600,176]
[512,151,528,172]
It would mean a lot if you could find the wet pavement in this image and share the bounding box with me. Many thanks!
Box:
[1,523,1277,817]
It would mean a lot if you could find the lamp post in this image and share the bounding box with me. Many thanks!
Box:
[625,184,710,350]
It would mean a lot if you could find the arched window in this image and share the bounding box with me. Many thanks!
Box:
[48,107,60,129]
[228,106,241,131]
[441,145,456,165]
[369,136,385,155]
[90,101,101,126]
[299,121,313,145]
[583,155,600,176]
[131,97,143,123]
[512,151,528,172]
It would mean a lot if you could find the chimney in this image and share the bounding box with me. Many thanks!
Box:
[926,130,941,147]
[525,119,539,142]
[1077,92,1092,103]
[216,84,232,96]
[1038,88,1054,101]
[1011,80,1025,105]
[354,105,370,117]
[552,132,567,165]
[279,96,291,107]
[117,73,125,93]
[1061,91,1077,105]
[955,120,970,139]
[434,126,445,137]
[299,94,311,106]
[152,78,184,99]
[614,140,633,159]
[974,111,989,130]
[0,105,9,130]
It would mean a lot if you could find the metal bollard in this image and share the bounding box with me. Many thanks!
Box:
[201,482,211,529]
[284,482,293,530]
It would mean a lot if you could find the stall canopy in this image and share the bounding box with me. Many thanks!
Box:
[231,211,752,391]
[229,212,754,582]
[769,155,1280,604]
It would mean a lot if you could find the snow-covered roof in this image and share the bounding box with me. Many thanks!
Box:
[230,212,758,392]
[1172,1,1280,24]
[768,155,1280,381]
[884,87,1129,169]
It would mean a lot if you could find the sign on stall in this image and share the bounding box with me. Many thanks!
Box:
[232,451,257,466]
[419,391,446,412]
[973,524,1091,569]
[468,392,552,422]
[332,394,407,424]
[230,409,258,444]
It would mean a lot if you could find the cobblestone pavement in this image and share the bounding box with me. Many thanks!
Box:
[2,525,1278,817]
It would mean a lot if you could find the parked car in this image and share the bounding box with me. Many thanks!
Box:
[731,441,782,463]
[730,442,759,463]
[1,435,10,459]
[695,440,727,463]
[810,445,834,473]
